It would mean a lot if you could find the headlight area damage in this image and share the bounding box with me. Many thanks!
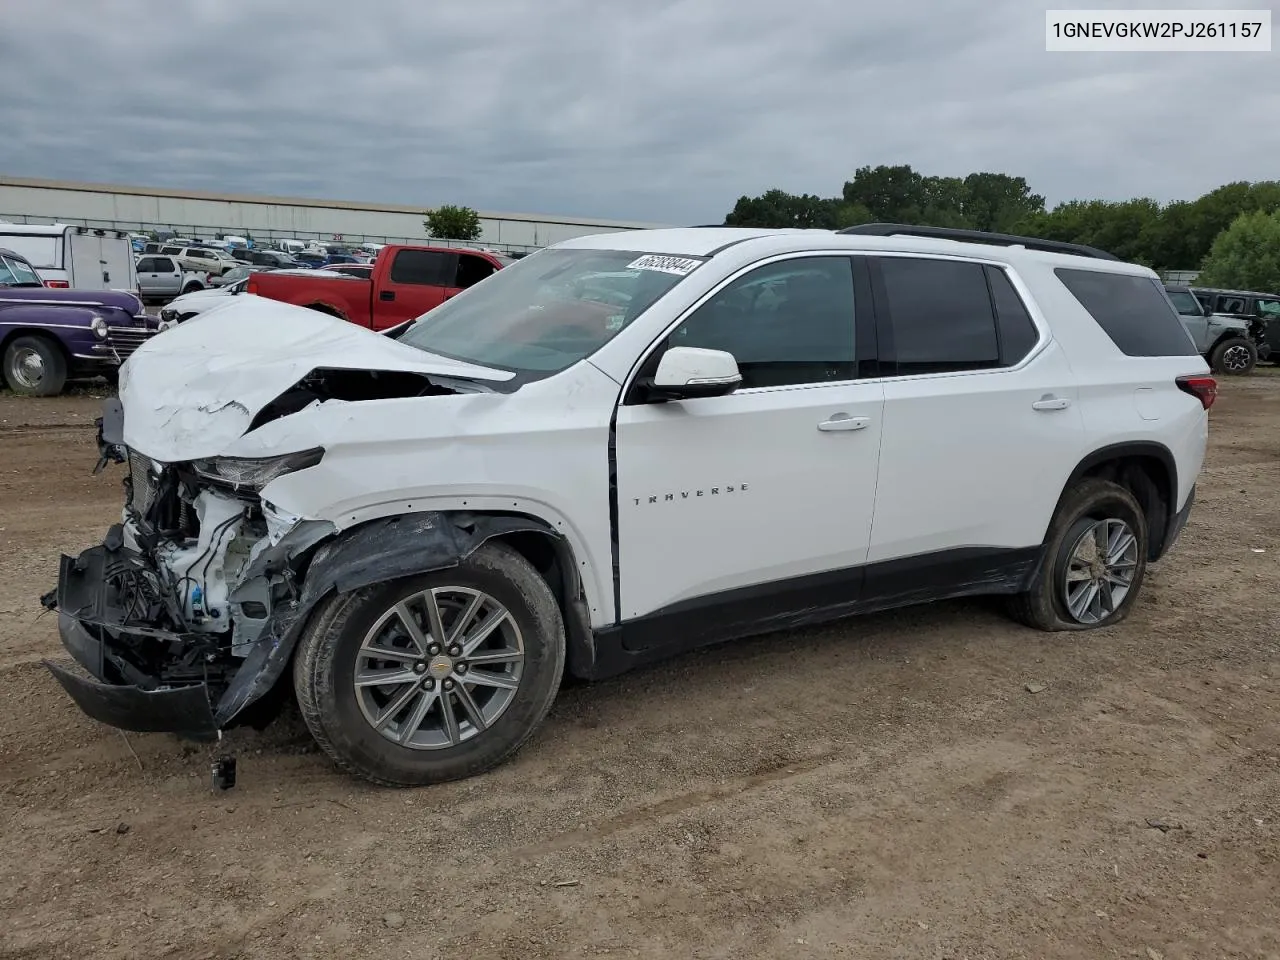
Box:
[40,398,339,738]
[39,370,541,742]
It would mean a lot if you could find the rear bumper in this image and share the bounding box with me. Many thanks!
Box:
[1157,484,1195,560]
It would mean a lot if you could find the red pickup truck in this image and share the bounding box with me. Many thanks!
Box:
[245,245,515,330]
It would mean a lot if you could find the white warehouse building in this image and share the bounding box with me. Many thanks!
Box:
[0,175,670,253]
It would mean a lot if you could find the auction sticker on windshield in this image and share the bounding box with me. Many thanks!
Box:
[626,254,702,276]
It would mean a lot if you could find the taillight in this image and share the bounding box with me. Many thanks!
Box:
[44,279,70,288]
[246,280,258,294]
[1176,374,1217,410]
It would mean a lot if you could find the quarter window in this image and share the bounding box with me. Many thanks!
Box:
[986,266,1040,365]
[877,257,1000,374]
[667,256,857,389]
[1056,268,1198,357]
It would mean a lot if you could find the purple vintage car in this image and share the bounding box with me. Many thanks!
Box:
[1,247,161,396]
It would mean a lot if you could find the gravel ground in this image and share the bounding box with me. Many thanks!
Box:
[0,375,1277,959]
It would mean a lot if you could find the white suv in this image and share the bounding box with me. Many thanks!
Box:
[44,224,1212,786]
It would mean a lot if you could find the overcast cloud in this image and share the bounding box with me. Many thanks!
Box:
[0,0,1276,223]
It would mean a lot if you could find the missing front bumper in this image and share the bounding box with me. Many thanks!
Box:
[45,659,217,739]
[46,545,221,738]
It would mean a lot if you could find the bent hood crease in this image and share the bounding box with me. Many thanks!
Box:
[119,296,513,463]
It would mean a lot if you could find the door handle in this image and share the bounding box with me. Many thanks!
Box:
[379,290,395,301]
[1032,395,1071,411]
[817,414,869,432]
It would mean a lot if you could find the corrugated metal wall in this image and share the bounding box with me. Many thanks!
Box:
[0,177,670,253]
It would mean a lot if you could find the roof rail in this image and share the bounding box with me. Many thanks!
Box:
[835,222,1121,261]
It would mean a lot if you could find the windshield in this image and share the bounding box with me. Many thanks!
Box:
[1167,290,1202,316]
[0,254,42,286]
[396,248,705,375]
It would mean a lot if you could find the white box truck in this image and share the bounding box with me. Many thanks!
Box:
[0,224,139,292]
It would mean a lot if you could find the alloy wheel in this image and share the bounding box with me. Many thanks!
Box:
[353,587,525,750]
[1061,518,1139,625]
[1223,344,1252,372]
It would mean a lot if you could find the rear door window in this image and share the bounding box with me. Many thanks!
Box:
[390,249,451,286]
[874,257,1000,374]
[136,257,159,272]
[1055,268,1198,357]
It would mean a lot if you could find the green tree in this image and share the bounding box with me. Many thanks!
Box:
[1197,210,1280,291]
[424,204,482,241]
[961,172,1045,232]
[724,189,842,228]
[842,164,928,222]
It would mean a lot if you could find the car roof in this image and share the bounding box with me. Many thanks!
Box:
[1190,286,1277,298]
[554,226,1154,275]
[0,223,68,236]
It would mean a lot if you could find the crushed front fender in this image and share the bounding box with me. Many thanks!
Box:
[212,511,559,726]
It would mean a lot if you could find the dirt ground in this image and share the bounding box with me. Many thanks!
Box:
[1,376,1278,960]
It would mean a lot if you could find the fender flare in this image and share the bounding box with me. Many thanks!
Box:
[214,510,591,726]
[1056,441,1178,558]
[303,300,349,321]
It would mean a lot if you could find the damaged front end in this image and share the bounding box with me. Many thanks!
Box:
[42,399,336,738]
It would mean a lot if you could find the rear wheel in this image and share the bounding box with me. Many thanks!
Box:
[1008,479,1148,631]
[182,282,203,295]
[3,335,68,397]
[1210,336,1257,375]
[293,542,566,786]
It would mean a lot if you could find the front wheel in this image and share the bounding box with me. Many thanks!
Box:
[1210,336,1257,375]
[3,335,68,397]
[1008,479,1149,631]
[293,542,566,786]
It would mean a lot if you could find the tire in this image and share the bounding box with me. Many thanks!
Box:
[1007,478,1148,632]
[293,542,566,786]
[1210,336,1257,375]
[3,335,68,397]
[182,283,203,295]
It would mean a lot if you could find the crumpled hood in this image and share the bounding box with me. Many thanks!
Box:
[119,295,514,463]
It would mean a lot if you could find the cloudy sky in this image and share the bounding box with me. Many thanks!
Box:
[0,0,1276,223]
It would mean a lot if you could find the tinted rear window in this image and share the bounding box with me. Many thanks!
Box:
[1055,268,1198,357]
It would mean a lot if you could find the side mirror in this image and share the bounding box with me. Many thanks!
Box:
[646,346,742,402]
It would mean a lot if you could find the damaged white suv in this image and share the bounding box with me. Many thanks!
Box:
[44,224,1213,786]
